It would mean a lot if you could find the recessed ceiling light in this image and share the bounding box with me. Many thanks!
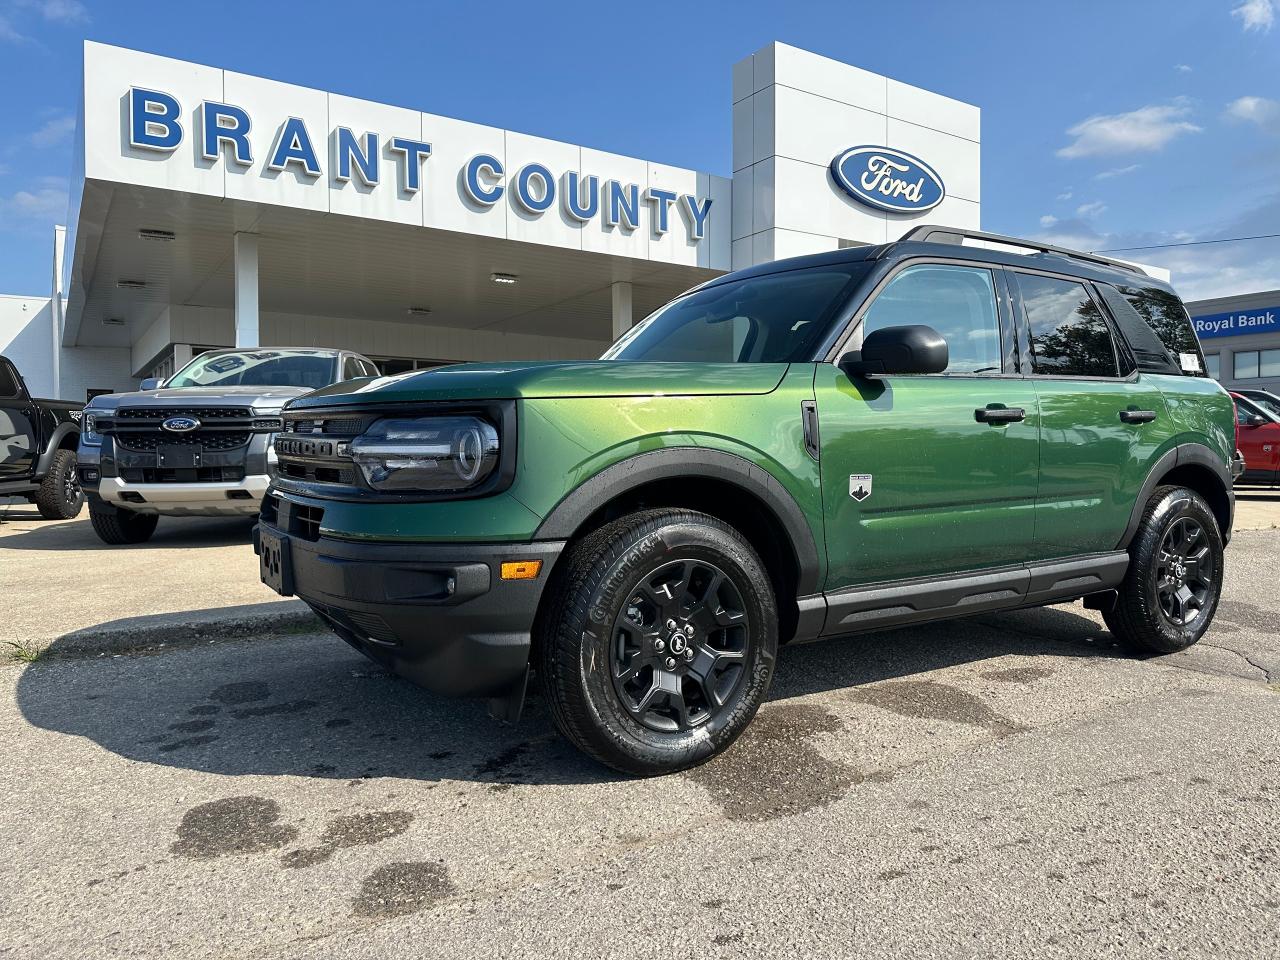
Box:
[116,279,146,289]
[138,229,176,241]
[491,272,519,284]
[406,306,433,317]
[102,317,126,326]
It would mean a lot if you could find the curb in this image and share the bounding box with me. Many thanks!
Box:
[20,601,323,661]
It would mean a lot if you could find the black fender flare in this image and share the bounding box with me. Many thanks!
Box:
[532,446,822,595]
[34,422,79,479]
[1117,442,1234,549]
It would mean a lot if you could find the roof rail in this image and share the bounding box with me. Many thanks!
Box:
[895,225,1147,277]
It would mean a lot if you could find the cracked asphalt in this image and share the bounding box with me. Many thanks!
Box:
[1,529,1278,959]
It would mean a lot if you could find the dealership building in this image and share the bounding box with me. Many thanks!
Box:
[1187,290,1280,396]
[0,40,985,400]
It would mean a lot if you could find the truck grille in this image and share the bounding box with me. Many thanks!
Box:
[116,432,250,452]
[284,415,377,436]
[118,407,252,420]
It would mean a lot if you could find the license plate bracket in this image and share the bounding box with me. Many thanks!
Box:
[259,528,294,596]
[157,445,201,468]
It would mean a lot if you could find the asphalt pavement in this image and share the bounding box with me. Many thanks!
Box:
[1,521,1277,959]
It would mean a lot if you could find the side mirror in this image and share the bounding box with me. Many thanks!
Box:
[139,377,163,391]
[839,324,949,377]
[1248,414,1267,427]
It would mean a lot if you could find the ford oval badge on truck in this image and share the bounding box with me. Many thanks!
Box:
[830,146,945,214]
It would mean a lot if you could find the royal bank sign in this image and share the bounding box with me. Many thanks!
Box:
[126,87,714,241]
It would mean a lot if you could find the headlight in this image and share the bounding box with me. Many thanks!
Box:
[350,416,499,493]
[81,411,102,445]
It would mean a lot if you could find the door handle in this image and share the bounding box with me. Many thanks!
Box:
[974,406,1026,424]
[1119,410,1158,424]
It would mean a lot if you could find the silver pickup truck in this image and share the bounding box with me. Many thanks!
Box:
[77,347,378,544]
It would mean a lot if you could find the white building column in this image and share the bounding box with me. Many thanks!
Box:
[234,232,260,348]
[611,281,633,340]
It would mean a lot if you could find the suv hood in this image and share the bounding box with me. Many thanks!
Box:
[290,362,790,407]
[89,385,311,410]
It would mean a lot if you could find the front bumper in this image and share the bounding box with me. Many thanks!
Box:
[253,518,564,699]
[96,474,271,515]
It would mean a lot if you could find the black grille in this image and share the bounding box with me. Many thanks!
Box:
[116,432,250,452]
[292,503,324,541]
[119,466,247,483]
[118,407,251,420]
[278,460,359,485]
[285,415,377,436]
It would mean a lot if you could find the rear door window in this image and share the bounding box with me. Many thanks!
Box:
[1015,273,1119,378]
[0,362,20,398]
[1109,285,1207,376]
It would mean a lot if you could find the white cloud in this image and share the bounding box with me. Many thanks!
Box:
[28,114,75,148]
[1176,64,1193,73]
[1039,214,1059,228]
[1057,102,1201,158]
[0,13,27,42]
[1076,201,1108,218]
[14,0,89,24]
[0,177,68,222]
[1233,0,1274,32]
[1095,164,1141,180]
[1056,190,1073,201]
[1225,95,1280,132]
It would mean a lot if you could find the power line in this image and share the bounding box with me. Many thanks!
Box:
[1095,233,1280,254]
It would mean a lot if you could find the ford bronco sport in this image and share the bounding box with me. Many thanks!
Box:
[78,347,377,544]
[255,226,1235,775]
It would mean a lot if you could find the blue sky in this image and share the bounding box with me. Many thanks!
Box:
[0,0,1277,301]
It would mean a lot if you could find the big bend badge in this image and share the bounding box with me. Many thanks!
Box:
[849,474,873,502]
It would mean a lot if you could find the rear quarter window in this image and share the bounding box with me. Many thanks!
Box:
[1107,284,1207,376]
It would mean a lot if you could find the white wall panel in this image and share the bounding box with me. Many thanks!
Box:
[422,114,507,239]
[771,43,886,114]
[887,118,981,202]
[328,94,424,227]
[772,85,886,167]
[887,79,980,142]
[221,71,329,213]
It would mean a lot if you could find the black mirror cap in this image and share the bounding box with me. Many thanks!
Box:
[840,324,949,377]
[1249,414,1268,427]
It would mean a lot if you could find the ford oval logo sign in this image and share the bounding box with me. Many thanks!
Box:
[830,146,945,214]
[161,416,201,433]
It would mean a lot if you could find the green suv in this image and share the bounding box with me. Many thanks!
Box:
[256,226,1235,775]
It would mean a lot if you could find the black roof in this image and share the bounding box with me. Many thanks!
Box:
[702,224,1179,299]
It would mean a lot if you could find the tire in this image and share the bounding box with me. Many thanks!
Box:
[537,508,778,776]
[34,449,84,520]
[88,498,159,545]
[1104,485,1224,654]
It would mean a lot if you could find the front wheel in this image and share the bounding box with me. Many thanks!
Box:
[1104,485,1224,654]
[537,509,778,776]
[88,499,159,545]
[34,449,84,520]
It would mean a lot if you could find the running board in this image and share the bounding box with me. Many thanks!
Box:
[817,552,1129,638]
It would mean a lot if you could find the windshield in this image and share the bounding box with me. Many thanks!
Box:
[166,350,338,389]
[603,263,870,362]
[1246,393,1280,419]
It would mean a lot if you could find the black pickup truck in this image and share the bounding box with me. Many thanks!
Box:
[0,355,83,519]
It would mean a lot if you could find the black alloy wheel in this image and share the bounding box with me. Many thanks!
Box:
[611,558,750,733]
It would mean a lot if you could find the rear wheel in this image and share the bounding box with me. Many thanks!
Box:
[88,498,159,545]
[537,509,777,776]
[34,449,84,520]
[1104,485,1224,654]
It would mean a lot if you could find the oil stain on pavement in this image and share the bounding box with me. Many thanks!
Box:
[848,679,1025,737]
[281,811,414,869]
[352,861,455,918]
[170,796,299,860]
[686,701,879,823]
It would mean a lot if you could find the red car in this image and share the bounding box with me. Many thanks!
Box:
[1231,392,1280,486]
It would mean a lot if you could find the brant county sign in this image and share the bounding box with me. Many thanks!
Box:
[830,146,945,214]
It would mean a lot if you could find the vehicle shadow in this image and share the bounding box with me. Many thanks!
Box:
[0,515,257,550]
[14,603,1128,787]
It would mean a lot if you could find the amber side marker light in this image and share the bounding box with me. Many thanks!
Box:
[501,560,543,580]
